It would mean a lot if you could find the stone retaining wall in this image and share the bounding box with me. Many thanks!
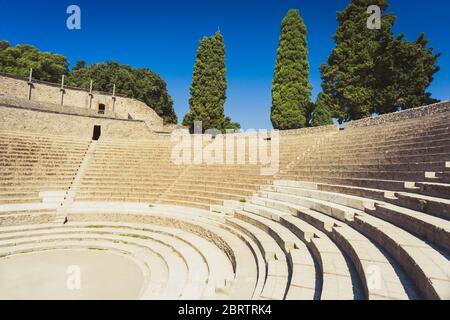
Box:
[0,104,155,139]
[346,101,450,128]
[0,95,121,119]
[279,124,340,136]
[0,74,164,130]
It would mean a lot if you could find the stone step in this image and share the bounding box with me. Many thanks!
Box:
[246,192,416,299]
[366,203,450,252]
[282,170,427,181]
[350,213,450,300]
[248,180,450,300]
[225,216,292,300]
[411,182,450,200]
[236,210,318,300]
[288,162,446,172]
[226,217,286,263]
[256,191,357,222]
[156,198,211,210]
[435,171,450,183]
[308,153,450,165]
[388,192,450,220]
[279,215,355,300]
[263,184,376,211]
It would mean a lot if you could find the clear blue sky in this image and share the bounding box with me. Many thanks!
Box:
[0,0,448,129]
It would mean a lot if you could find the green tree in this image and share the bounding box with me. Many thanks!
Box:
[183,36,211,130]
[311,93,333,126]
[0,42,177,124]
[0,41,69,82]
[271,9,312,130]
[183,32,239,132]
[0,41,9,50]
[320,0,395,122]
[374,33,441,113]
[72,60,86,71]
[319,0,440,122]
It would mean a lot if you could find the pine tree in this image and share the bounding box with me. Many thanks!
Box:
[320,0,395,123]
[320,0,440,122]
[374,33,441,113]
[271,9,312,130]
[183,32,239,132]
[311,93,333,126]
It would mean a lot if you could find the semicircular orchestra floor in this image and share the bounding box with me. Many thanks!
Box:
[0,249,145,300]
[2,199,448,300]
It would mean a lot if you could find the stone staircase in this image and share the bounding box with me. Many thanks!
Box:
[55,140,98,224]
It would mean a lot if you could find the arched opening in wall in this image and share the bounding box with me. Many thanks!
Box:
[92,125,101,141]
[98,104,106,114]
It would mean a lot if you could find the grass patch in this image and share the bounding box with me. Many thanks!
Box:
[419,199,428,211]
[88,247,106,251]
[119,233,151,240]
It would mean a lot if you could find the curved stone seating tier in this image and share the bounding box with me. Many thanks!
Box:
[0,130,90,207]
[0,208,57,226]
[0,226,229,299]
[0,210,239,299]
[278,110,449,188]
[0,102,449,300]
[242,180,449,300]
[77,137,275,209]
[65,204,265,299]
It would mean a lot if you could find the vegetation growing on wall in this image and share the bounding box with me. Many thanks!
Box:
[66,61,177,124]
[0,41,177,124]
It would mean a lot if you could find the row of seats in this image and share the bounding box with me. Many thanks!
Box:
[76,137,276,209]
[2,188,447,300]
[0,130,90,208]
[0,102,448,299]
[241,180,449,299]
[0,205,280,299]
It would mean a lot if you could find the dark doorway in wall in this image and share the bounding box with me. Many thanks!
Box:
[92,125,101,141]
[98,104,106,114]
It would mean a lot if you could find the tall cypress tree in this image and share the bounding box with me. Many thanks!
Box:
[311,93,333,126]
[183,32,239,132]
[183,36,211,130]
[271,9,312,130]
[319,0,440,122]
[208,32,227,129]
